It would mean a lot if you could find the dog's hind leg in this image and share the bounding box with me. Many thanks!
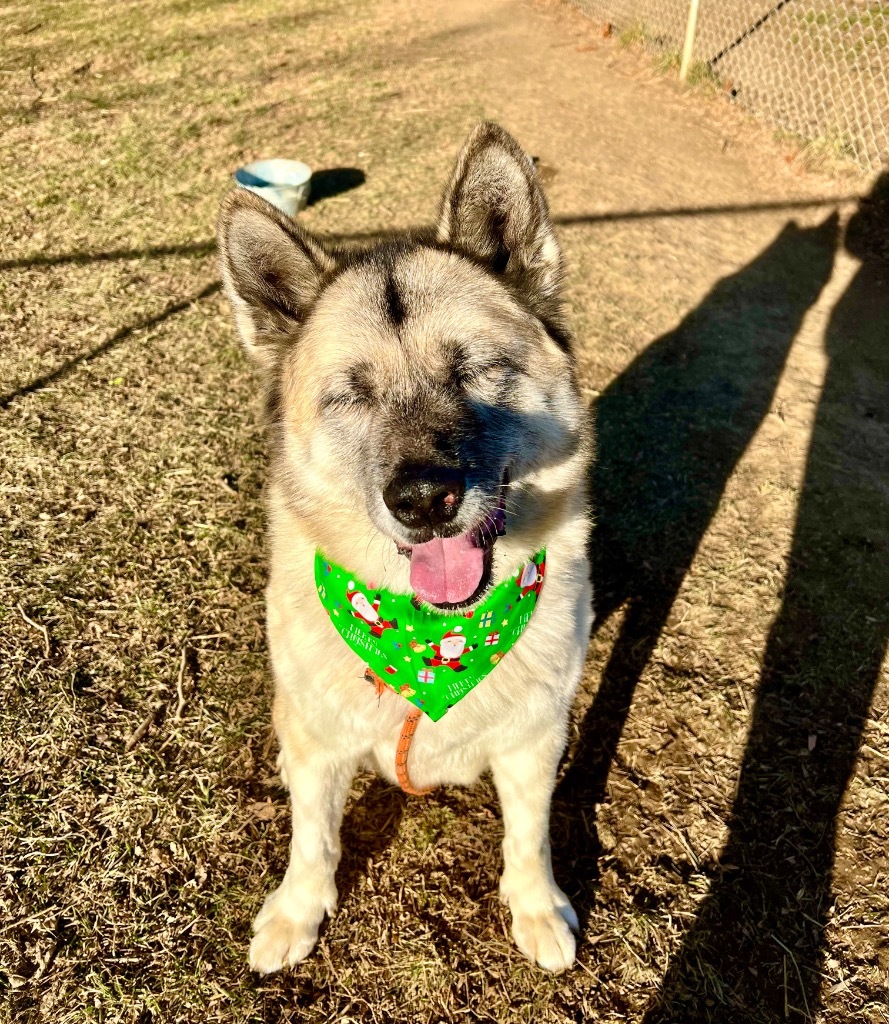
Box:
[491,728,578,973]
[249,715,357,974]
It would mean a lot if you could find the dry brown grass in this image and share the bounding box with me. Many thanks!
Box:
[2,1,888,1022]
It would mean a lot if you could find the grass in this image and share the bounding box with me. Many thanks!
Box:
[774,125,862,174]
[616,18,671,52]
[799,129,861,168]
[652,50,719,91]
[2,0,889,1022]
[684,60,720,90]
[618,20,649,48]
[792,4,887,65]
[653,49,681,75]
[621,25,722,94]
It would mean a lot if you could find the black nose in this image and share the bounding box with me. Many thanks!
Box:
[383,465,466,529]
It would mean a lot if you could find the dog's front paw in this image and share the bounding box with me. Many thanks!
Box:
[248,886,328,974]
[507,890,579,973]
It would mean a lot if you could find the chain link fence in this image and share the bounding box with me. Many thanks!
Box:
[569,0,889,169]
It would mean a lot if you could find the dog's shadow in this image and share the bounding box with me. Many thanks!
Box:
[334,776,406,911]
[552,206,860,1013]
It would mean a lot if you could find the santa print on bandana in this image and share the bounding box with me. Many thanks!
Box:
[517,558,545,601]
[315,550,547,722]
[422,627,477,672]
[345,582,398,638]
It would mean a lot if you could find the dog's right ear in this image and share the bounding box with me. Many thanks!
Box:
[217,190,336,370]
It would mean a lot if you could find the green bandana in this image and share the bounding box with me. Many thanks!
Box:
[314,549,547,721]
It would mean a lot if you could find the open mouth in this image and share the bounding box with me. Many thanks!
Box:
[397,498,507,609]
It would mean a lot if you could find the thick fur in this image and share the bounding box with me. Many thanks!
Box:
[217,122,593,974]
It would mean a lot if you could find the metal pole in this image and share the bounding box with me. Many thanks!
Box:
[680,0,701,81]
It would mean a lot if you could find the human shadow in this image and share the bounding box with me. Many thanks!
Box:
[554,214,840,909]
[643,177,889,1022]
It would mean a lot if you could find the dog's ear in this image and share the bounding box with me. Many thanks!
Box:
[217,189,336,369]
[437,122,562,301]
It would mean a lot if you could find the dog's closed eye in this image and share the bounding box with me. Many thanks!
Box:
[319,391,365,412]
[319,364,376,411]
[453,357,519,391]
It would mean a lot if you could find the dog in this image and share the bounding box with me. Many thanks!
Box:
[217,122,593,974]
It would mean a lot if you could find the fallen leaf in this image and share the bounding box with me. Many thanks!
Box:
[247,800,277,821]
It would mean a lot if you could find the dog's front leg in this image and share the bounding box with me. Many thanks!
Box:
[249,727,357,975]
[491,729,578,973]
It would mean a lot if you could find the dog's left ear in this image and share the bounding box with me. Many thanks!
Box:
[437,122,563,301]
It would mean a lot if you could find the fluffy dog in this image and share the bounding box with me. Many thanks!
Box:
[217,122,592,974]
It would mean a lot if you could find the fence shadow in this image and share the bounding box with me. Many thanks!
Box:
[0,196,856,273]
[0,281,221,410]
[552,214,839,930]
[0,241,216,273]
[642,176,889,1022]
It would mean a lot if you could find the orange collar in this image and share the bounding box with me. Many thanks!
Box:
[367,669,432,796]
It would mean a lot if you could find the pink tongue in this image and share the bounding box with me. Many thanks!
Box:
[409,532,484,605]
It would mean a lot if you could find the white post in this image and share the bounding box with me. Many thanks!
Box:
[680,0,702,81]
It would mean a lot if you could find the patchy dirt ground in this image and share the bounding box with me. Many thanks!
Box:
[1,1,887,1022]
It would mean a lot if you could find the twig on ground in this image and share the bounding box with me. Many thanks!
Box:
[773,933,813,1021]
[124,703,163,751]
[175,647,189,719]
[861,743,889,763]
[18,603,50,657]
[658,818,701,870]
[28,53,45,104]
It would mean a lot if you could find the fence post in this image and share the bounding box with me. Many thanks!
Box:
[680,0,701,81]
